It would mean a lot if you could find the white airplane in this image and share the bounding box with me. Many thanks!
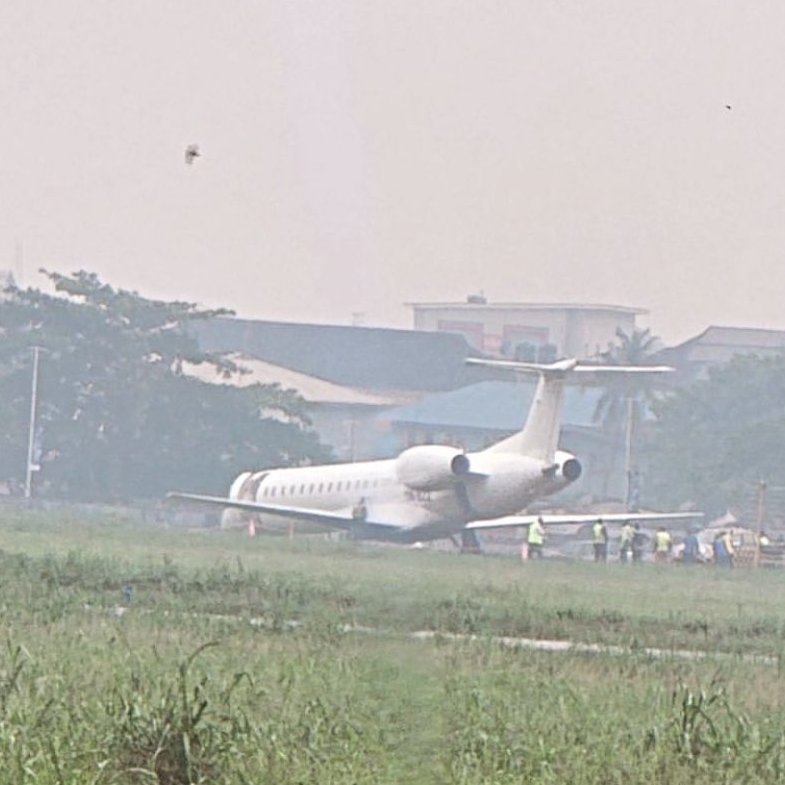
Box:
[168,358,701,548]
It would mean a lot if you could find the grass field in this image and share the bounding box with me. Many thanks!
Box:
[1,508,785,783]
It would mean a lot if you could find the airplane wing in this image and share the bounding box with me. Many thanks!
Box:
[465,511,703,531]
[166,492,400,534]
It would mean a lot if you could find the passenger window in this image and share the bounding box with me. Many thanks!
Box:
[327,482,333,492]
[271,487,277,497]
[336,482,342,492]
[318,483,324,493]
[309,484,315,493]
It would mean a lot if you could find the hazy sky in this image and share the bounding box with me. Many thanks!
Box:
[2,1,785,344]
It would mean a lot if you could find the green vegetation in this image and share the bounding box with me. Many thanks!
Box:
[0,509,785,783]
[0,271,329,502]
[646,353,785,515]
[591,326,662,499]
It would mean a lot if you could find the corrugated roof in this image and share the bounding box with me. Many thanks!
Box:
[657,325,785,365]
[184,355,402,407]
[379,380,602,431]
[194,317,477,392]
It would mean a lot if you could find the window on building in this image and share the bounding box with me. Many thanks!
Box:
[514,342,538,362]
[537,343,558,363]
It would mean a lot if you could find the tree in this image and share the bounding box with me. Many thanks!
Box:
[0,271,330,501]
[644,353,785,516]
[591,327,661,502]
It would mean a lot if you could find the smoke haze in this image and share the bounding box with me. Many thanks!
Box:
[2,1,784,343]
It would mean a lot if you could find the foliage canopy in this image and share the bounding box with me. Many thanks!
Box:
[645,353,785,514]
[0,271,329,501]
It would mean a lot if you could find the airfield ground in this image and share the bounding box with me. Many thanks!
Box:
[2,510,785,783]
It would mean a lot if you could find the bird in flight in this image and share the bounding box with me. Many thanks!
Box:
[725,105,732,111]
[185,144,201,165]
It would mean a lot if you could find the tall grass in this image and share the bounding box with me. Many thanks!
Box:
[0,510,785,782]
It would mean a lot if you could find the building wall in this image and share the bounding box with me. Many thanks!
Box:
[655,326,785,385]
[415,306,565,354]
[308,404,397,462]
[564,310,638,358]
[412,303,641,360]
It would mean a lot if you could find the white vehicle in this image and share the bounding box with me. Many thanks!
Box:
[169,359,700,547]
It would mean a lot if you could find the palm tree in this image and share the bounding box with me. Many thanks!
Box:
[592,327,661,504]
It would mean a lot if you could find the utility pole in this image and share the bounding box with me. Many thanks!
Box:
[623,396,635,508]
[348,420,357,463]
[755,480,767,567]
[24,346,41,499]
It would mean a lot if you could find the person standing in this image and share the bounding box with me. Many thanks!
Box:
[527,517,546,559]
[631,523,645,563]
[713,532,730,568]
[722,530,736,568]
[653,527,673,563]
[619,521,634,563]
[682,530,700,564]
[592,519,608,562]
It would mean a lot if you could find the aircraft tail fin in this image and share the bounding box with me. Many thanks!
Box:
[467,358,672,463]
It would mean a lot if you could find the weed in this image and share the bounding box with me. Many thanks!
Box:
[430,594,488,635]
[1,512,785,782]
[646,679,785,777]
[0,639,28,716]
[109,641,223,784]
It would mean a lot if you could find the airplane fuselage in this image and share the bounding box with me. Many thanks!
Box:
[170,358,687,545]
[225,448,576,543]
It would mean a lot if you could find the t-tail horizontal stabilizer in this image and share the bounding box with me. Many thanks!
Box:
[466,357,674,377]
[467,357,673,464]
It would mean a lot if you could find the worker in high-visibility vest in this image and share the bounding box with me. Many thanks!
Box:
[527,517,545,559]
[653,527,672,563]
[592,519,608,562]
[619,521,634,563]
